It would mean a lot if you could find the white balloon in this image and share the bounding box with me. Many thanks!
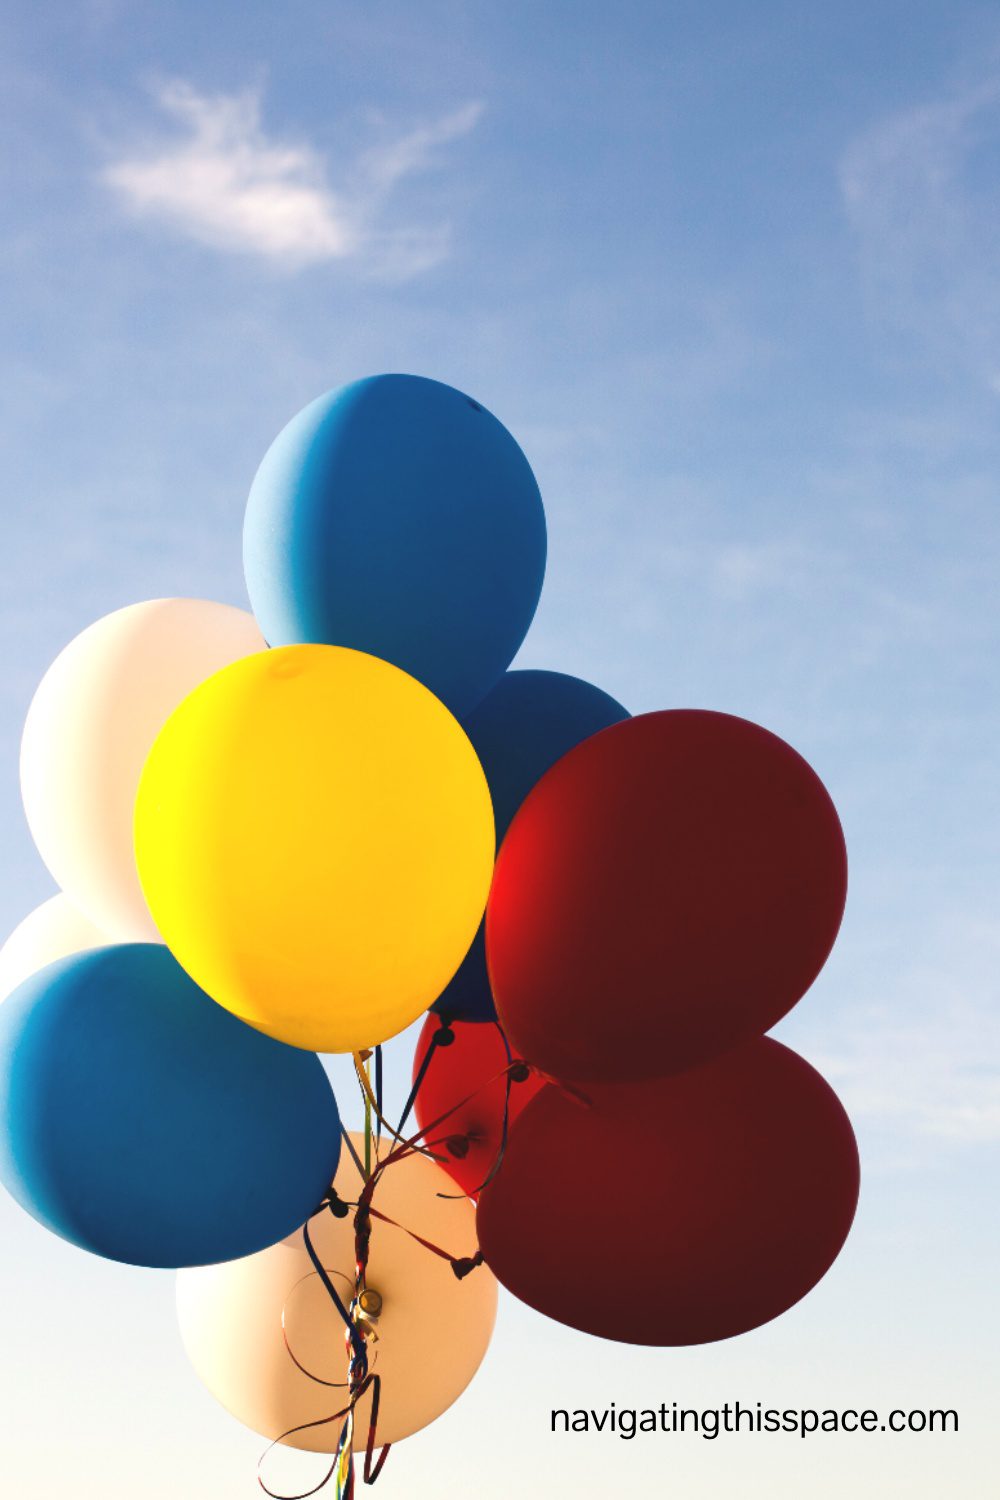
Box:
[0,894,113,1002]
[20,599,266,941]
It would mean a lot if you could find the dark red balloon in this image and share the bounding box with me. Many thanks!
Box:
[477,1037,859,1345]
[486,710,847,1082]
[412,1017,545,1197]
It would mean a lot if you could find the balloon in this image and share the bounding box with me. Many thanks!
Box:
[0,895,112,1002]
[477,1038,859,1345]
[412,1016,545,1196]
[463,670,630,839]
[177,1132,497,1451]
[20,599,265,941]
[433,669,629,1022]
[243,375,547,718]
[0,945,340,1268]
[134,645,495,1054]
[487,710,847,1082]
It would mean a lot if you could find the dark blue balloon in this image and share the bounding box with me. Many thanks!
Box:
[0,945,341,1268]
[433,670,629,1022]
[243,374,547,718]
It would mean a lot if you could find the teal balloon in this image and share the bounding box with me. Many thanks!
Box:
[433,670,630,1022]
[243,374,547,717]
[0,945,340,1268]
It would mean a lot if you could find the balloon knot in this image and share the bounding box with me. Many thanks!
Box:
[436,1024,456,1048]
[446,1134,470,1159]
[508,1061,531,1084]
[450,1250,484,1281]
[327,1190,351,1220]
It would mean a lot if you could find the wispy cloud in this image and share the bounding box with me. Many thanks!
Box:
[785,910,1000,1147]
[811,1007,1000,1146]
[839,77,1000,384]
[358,102,485,197]
[101,80,483,277]
[711,540,818,602]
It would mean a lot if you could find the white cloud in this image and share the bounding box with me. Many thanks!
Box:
[839,77,1000,380]
[101,80,482,276]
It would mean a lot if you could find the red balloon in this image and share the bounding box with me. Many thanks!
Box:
[486,710,847,1082]
[412,1017,545,1198]
[477,1038,859,1345]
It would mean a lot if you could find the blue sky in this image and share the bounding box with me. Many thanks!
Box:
[0,2,998,1495]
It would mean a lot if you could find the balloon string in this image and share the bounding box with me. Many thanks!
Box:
[259,1212,372,1499]
[343,1052,532,1244]
[352,1053,524,1205]
[347,1062,522,1292]
[394,1018,453,1136]
[493,1018,513,1066]
[389,1058,528,1161]
[260,1452,340,1500]
[356,1049,374,1178]
[434,1064,521,1201]
[261,1041,527,1498]
[364,1203,485,1278]
[280,1265,354,1388]
[426,1016,517,1200]
[258,1373,390,1499]
[257,1381,357,1496]
[361,1374,391,1484]
[352,1052,447,1161]
[374,1046,383,1152]
[339,1127,368,1184]
[303,1218,366,1360]
[321,1059,404,1496]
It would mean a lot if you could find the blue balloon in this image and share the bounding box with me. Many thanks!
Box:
[433,670,630,1022]
[243,374,547,718]
[0,945,340,1268]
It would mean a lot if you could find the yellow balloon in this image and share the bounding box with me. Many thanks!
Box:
[134,645,494,1052]
[176,1134,498,1451]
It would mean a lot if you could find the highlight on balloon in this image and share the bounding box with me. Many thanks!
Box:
[0,372,858,1497]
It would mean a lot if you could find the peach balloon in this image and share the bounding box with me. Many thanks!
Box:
[20,598,266,941]
[176,1133,497,1452]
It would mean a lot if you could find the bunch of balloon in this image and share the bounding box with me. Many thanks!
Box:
[0,371,862,1499]
[477,709,860,1345]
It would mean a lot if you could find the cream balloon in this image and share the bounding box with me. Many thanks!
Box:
[20,599,266,940]
[177,1134,497,1452]
[0,894,113,1001]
